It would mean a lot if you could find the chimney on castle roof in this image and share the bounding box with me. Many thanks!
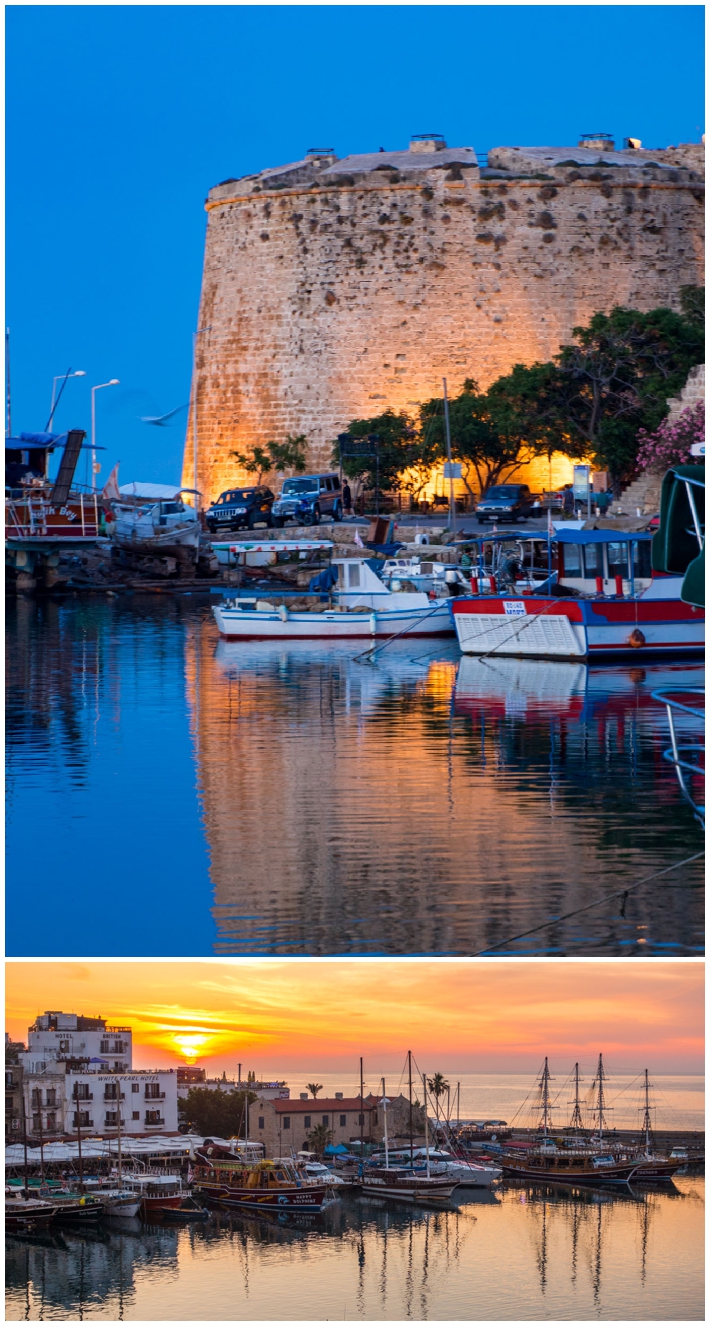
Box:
[409,133,447,153]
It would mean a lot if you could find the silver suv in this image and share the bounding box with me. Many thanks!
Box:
[272,473,343,526]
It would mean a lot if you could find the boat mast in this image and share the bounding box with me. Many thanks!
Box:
[642,1069,652,1155]
[422,1074,431,1177]
[570,1063,584,1134]
[116,1073,122,1185]
[594,1053,607,1145]
[5,328,11,438]
[408,1051,413,1160]
[381,1078,389,1170]
[360,1057,364,1156]
[540,1057,552,1138]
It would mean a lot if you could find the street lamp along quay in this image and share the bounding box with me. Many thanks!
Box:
[91,379,120,492]
[46,369,86,432]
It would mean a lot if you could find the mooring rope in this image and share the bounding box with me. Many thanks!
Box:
[473,850,705,956]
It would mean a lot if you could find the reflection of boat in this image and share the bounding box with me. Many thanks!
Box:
[213,557,454,639]
[193,1149,328,1213]
[452,528,704,658]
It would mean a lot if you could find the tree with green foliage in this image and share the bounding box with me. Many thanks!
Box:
[552,303,704,486]
[679,284,704,332]
[332,409,439,502]
[306,1122,334,1158]
[231,434,309,485]
[306,1083,323,1098]
[178,1086,257,1138]
[426,1072,450,1122]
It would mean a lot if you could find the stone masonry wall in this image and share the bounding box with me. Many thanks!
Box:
[183,144,704,505]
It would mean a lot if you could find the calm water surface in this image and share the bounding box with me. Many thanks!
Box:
[6,597,704,956]
[5,1178,704,1320]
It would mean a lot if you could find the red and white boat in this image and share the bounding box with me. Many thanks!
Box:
[451,527,704,659]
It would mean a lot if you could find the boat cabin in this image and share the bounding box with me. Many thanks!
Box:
[556,529,653,596]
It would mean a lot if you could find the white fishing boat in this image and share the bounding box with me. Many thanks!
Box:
[213,556,455,640]
[108,483,201,555]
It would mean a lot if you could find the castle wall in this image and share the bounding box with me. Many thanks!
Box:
[183,147,704,505]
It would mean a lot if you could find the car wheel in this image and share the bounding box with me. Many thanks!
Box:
[272,516,284,528]
[313,506,321,525]
[247,513,257,531]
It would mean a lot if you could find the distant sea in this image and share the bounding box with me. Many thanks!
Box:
[276,1071,704,1131]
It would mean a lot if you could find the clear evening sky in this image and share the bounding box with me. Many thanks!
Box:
[6,5,704,486]
[5,960,704,1074]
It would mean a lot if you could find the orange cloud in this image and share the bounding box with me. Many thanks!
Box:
[5,959,703,1075]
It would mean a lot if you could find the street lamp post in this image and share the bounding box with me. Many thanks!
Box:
[91,380,120,492]
[48,370,86,432]
[191,326,211,511]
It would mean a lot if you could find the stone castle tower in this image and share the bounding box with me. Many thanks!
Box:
[183,135,704,504]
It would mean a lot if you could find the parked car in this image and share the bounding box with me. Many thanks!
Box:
[476,484,538,523]
[205,486,275,533]
[272,473,344,526]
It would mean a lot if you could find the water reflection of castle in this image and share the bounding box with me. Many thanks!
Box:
[186,633,703,955]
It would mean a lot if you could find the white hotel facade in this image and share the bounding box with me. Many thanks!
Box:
[17,1011,178,1139]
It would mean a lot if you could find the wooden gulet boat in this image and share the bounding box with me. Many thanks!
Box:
[361,1072,458,1204]
[192,1147,328,1213]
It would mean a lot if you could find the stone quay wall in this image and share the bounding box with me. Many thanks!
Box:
[183,141,704,506]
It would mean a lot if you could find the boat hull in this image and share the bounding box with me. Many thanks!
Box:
[451,595,704,659]
[195,1179,327,1213]
[360,1172,457,1202]
[502,1160,639,1186]
[214,602,454,640]
[5,1200,57,1228]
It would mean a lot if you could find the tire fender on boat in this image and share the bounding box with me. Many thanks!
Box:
[628,628,646,648]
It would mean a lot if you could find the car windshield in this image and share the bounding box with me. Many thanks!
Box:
[488,487,519,498]
[282,479,317,495]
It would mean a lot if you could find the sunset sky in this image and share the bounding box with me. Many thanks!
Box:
[5,960,703,1077]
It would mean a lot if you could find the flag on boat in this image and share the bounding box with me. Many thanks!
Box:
[354,527,364,548]
[101,463,120,502]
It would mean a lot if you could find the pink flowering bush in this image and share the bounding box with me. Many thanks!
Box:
[636,401,705,471]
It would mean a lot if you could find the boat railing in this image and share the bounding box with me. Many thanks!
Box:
[651,687,705,827]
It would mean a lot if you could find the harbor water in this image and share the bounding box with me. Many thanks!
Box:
[6,596,704,957]
[5,1177,704,1321]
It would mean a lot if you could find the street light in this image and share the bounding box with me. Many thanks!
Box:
[91,379,120,492]
[47,370,86,431]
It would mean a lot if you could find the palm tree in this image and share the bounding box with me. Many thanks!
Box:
[306,1083,323,1098]
[427,1073,450,1121]
[306,1122,333,1158]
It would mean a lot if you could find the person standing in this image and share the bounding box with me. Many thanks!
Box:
[342,480,352,518]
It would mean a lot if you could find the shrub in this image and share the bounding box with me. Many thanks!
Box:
[636,402,705,471]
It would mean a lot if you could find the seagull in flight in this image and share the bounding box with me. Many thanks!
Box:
[140,403,188,427]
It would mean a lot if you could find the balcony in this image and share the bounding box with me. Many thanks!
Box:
[144,1091,165,1101]
[72,1092,93,1102]
[103,1092,125,1102]
[144,1117,165,1128]
[71,1116,94,1130]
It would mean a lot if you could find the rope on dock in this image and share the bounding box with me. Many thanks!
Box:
[473,850,705,955]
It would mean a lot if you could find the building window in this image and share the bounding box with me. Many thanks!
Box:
[340,1115,346,1127]
[105,1084,118,1100]
[145,1083,161,1099]
[73,1111,91,1128]
[46,1113,56,1131]
[132,1083,139,1093]
[32,1113,42,1131]
[358,1114,364,1125]
[74,1084,90,1101]
[373,1111,377,1124]
[322,1115,329,1126]
[258,1117,264,1130]
[283,1117,290,1129]
[304,1116,311,1129]
[5,1072,15,1089]
[132,1112,139,1121]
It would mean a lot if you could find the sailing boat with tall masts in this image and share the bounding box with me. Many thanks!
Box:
[359,1062,458,1203]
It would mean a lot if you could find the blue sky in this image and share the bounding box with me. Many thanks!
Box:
[7,5,704,486]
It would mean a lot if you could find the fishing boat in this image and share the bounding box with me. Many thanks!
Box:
[6,428,103,588]
[451,525,704,659]
[371,1147,501,1187]
[5,1194,58,1229]
[121,1173,186,1217]
[107,484,201,556]
[192,1145,328,1213]
[213,556,455,640]
[360,1166,458,1202]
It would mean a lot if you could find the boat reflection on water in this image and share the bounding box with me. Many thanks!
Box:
[5,1179,703,1321]
[199,635,703,956]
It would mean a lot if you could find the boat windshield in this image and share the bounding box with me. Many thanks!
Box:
[282,479,318,495]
